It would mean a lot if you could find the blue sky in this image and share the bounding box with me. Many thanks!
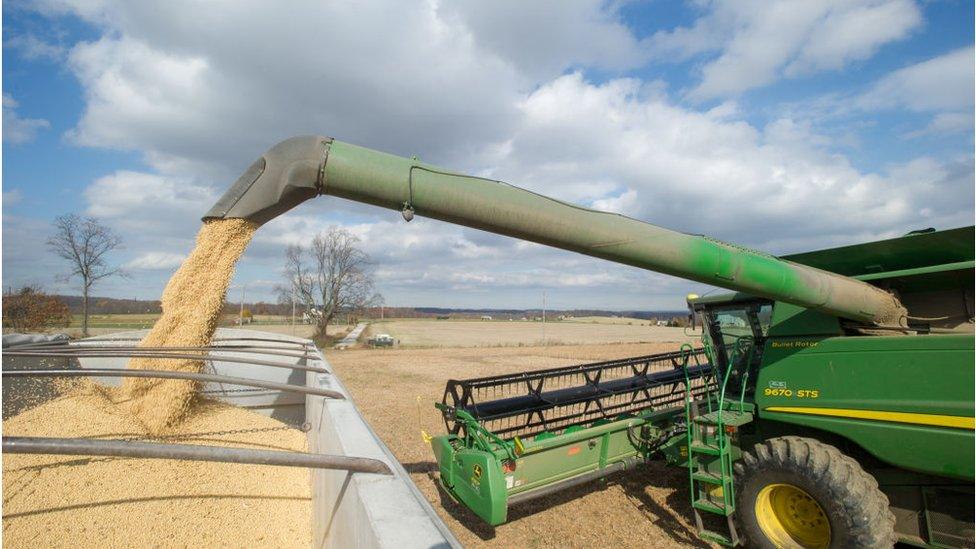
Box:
[3,0,973,310]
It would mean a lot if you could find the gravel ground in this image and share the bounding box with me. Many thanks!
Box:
[326,342,715,548]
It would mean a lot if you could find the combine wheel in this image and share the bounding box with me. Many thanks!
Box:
[733,436,895,548]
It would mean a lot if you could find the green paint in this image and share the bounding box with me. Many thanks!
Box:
[756,333,974,479]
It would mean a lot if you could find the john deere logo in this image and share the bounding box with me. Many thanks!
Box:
[472,464,482,479]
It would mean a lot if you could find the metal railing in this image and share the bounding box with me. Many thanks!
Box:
[1,337,391,475]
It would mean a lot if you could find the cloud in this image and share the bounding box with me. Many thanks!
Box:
[649,0,922,99]
[2,94,51,144]
[2,215,66,291]
[83,170,217,237]
[125,252,185,270]
[857,46,975,112]
[440,0,648,81]
[774,46,975,138]
[3,189,24,206]
[489,73,972,242]
[57,1,532,179]
[14,0,971,309]
[907,112,974,138]
[5,33,66,61]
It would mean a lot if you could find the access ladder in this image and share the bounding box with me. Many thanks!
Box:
[681,338,755,546]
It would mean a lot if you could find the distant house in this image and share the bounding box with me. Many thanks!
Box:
[480,315,492,321]
[656,320,668,327]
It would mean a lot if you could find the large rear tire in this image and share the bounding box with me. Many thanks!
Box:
[733,436,895,548]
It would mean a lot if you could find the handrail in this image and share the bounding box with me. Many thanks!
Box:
[713,335,753,513]
[3,436,391,474]
[1,368,344,399]
[3,350,328,374]
[6,344,315,359]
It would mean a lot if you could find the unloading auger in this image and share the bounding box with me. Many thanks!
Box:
[206,135,974,548]
[204,136,906,326]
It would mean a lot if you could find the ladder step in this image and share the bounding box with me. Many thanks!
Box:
[691,471,728,485]
[693,498,734,516]
[694,410,754,427]
[698,529,735,546]
[690,442,728,456]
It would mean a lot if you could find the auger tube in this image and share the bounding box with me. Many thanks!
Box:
[204,135,907,325]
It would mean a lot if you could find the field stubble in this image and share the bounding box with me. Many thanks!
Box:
[365,319,699,348]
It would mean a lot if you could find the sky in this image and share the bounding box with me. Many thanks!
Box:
[2,0,973,311]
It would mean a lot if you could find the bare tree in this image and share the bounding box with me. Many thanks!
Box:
[277,227,379,337]
[275,244,316,319]
[47,214,125,336]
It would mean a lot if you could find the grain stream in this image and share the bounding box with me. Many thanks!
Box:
[121,218,257,434]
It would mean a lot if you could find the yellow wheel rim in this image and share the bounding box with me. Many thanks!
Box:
[755,483,830,549]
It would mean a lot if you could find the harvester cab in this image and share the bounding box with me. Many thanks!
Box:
[206,136,974,548]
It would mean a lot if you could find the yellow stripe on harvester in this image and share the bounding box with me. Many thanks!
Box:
[764,406,975,430]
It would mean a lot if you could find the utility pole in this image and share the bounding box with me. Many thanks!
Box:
[542,291,547,345]
[238,283,246,326]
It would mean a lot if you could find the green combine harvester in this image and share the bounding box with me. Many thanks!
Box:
[206,136,975,548]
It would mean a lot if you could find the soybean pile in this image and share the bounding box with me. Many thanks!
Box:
[2,387,311,548]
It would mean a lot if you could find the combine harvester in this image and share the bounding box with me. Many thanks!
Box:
[206,136,974,548]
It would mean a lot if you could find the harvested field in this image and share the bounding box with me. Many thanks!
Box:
[2,390,311,548]
[326,342,713,548]
[566,315,672,325]
[365,319,700,348]
[237,323,351,339]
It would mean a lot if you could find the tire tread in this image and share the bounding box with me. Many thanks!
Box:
[734,436,895,548]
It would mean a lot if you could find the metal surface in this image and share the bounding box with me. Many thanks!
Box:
[203,136,331,225]
[3,349,328,374]
[2,368,344,399]
[3,436,391,474]
[429,407,687,526]
[755,332,974,480]
[506,455,642,506]
[782,226,974,277]
[7,337,312,351]
[204,136,907,325]
[14,343,316,358]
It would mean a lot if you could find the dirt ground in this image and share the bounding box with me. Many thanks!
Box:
[326,342,713,549]
[365,319,699,348]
